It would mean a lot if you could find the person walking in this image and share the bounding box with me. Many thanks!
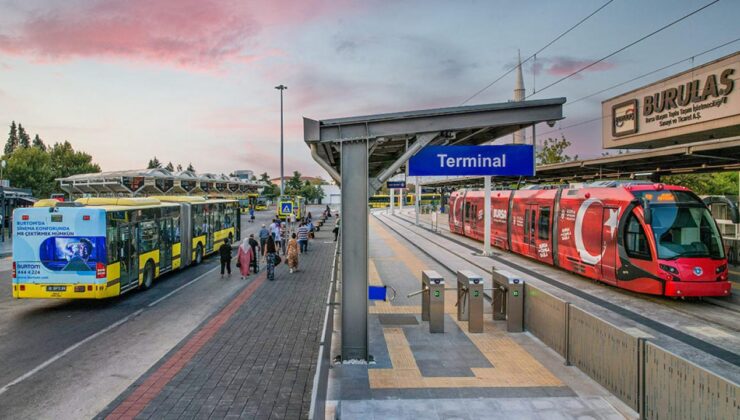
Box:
[287,233,299,274]
[236,238,254,279]
[325,205,332,218]
[219,239,232,278]
[280,222,288,255]
[249,206,255,223]
[297,222,309,254]
[290,211,297,230]
[259,224,270,255]
[333,217,340,242]
[273,222,283,256]
[264,235,278,281]
[248,233,260,273]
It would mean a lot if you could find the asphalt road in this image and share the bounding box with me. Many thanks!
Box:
[0,209,288,419]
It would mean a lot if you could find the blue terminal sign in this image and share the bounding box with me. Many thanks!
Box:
[408,145,535,176]
[387,181,406,189]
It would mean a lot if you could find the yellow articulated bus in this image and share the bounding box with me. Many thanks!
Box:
[368,193,441,208]
[12,196,239,299]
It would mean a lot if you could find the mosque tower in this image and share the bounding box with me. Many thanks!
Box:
[512,50,526,144]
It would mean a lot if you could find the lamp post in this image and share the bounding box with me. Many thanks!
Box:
[275,84,287,196]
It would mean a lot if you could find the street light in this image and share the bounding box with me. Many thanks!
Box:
[275,84,287,196]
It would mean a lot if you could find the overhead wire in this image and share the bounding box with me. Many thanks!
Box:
[459,0,615,106]
[526,0,721,99]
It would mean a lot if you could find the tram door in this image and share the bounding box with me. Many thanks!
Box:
[118,224,139,290]
[524,205,538,257]
[599,207,619,285]
[160,218,172,272]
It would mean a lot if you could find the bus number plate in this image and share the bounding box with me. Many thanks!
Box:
[46,285,66,292]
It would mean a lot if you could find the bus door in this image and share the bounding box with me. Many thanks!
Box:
[524,205,538,257]
[599,207,619,285]
[160,218,172,272]
[205,207,214,253]
[118,224,139,290]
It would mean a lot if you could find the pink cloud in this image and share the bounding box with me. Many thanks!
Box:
[0,0,352,69]
[545,56,616,79]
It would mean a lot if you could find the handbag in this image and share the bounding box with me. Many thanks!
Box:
[236,261,241,268]
[274,255,282,266]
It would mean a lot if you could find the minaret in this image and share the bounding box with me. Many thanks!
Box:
[512,50,526,144]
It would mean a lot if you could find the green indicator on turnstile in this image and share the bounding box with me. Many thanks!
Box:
[473,290,479,298]
[513,290,519,297]
[434,290,441,298]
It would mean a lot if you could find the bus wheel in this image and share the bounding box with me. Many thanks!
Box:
[141,262,154,289]
[195,245,203,265]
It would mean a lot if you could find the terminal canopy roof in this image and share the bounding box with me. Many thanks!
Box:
[420,136,740,188]
[304,98,566,188]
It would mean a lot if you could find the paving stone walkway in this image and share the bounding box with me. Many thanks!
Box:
[99,229,336,420]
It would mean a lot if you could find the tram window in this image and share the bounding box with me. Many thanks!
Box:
[538,207,551,240]
[465,202,471,219]
[524,210,530,236]
[139,220,159,253]
[625,213,651,260]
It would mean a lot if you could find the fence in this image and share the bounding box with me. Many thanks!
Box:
[522,282,739,419]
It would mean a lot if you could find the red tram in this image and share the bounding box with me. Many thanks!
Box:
[448,182,731,297]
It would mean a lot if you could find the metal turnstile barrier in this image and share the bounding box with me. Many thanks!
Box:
[456,270,484,333]
[491,269,524,332]
[421,270,445,333]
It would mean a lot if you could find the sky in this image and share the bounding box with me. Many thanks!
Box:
[0,0,738,179]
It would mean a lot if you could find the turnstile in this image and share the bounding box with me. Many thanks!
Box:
[491,269,524,332]
[456,270,484,333]
[421,270,445,333]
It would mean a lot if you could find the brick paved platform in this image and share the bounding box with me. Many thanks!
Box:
[99,229,336,420]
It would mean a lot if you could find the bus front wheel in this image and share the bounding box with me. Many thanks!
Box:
[141,262,154,289]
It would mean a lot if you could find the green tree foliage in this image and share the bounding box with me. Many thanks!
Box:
[257,172,278,198]
[32,134,46,151]
[6,147,53,197]
[147,156,162,169]
[48,141,101,180]
[5,121,18,155]
[17,123,30,148]
[259,172,270,183]
[663,172,739,195]
[536,135,578,165]
[165,161,174,171]
[285,171,303,194]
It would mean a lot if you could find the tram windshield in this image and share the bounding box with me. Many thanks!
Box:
[649,205,724,260]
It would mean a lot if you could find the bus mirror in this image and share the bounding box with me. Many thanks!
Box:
[641,198,652,225]
[702,196,740,224]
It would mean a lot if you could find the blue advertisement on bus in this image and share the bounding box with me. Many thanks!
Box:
[13,207,107,284]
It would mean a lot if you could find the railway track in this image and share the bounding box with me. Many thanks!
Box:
[374,211,740,368]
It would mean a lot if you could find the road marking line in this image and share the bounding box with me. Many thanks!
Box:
[148,266,217,307]
[0,264,219,396]
[0,308,144,396]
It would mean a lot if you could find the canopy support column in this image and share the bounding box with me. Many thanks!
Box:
[340,140,369,361]
[483,176,492,256]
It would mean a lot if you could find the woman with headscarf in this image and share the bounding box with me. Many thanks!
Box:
[264,235,278,281]
[237,238,254,280]
[287,232,299,273]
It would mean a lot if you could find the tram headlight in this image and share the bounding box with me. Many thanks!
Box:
[659,264,678,275]
[715,264,727,274]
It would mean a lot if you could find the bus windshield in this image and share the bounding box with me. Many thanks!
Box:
[650,205,725,260]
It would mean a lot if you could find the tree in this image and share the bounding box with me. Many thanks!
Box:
[32,134,46,151]
[17,123,30,148]
[259,172,270,183]
[4,121,18,155]
[176,163,183,172]
[536,135,578,165]
[165,161,174,171]
[147,157,161,169]
[187,163,195,172]
[5,147,54,197]
[286,171,303,194]
[663,172,738,195]
[48,141,101,181]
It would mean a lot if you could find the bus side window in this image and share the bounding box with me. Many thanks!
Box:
[107,225,119,264]
[625,213,651,260]
[538,207,551,240]
[524,209,530,237]
[173,214,181,242]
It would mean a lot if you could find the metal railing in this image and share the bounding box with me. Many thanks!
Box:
[308,234,341,420]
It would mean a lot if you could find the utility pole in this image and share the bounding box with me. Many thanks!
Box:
[275,85,288,196]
